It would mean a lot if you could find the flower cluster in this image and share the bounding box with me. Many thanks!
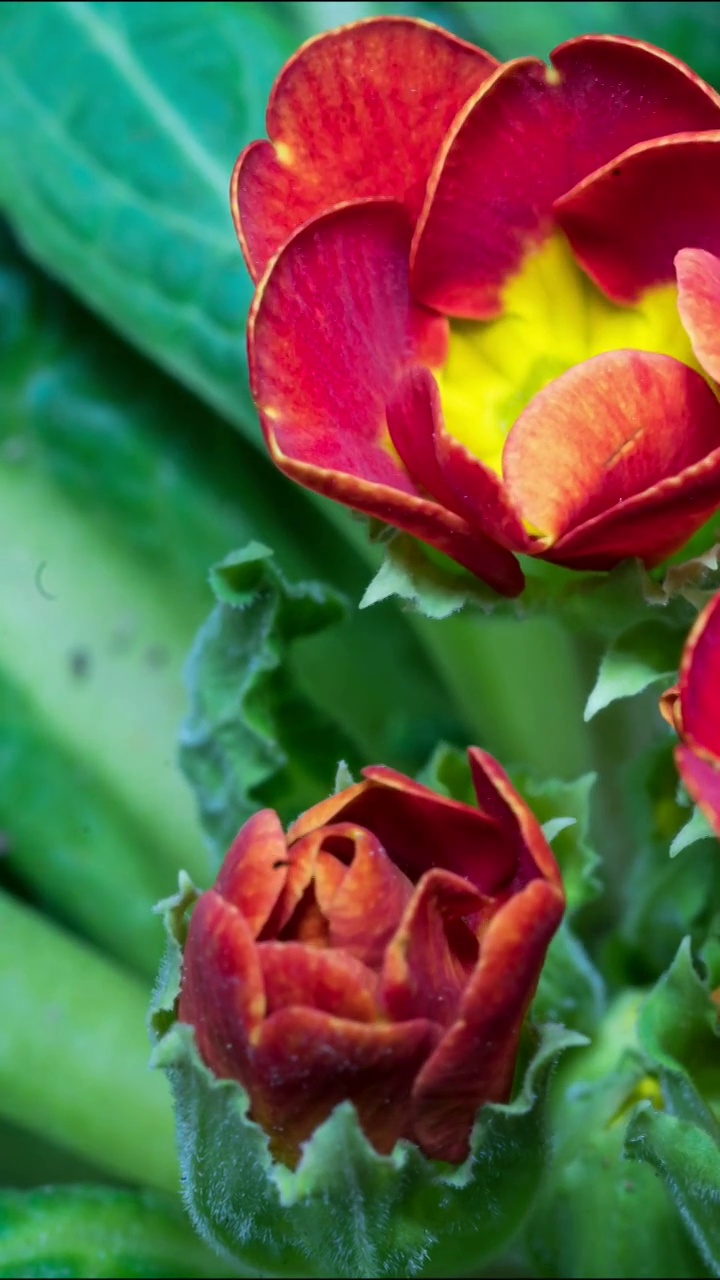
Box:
[234,19,720,595]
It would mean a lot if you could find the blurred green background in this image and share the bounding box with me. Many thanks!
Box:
[0,0,718,1217]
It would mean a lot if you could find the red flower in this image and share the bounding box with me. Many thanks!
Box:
[233,19,720,596]
[178,750,564,1166]
[661,592,720,836]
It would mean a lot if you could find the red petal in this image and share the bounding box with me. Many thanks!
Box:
[677,591,720,758]
[231,18,497,280]
[258,941,379,1021]
[502,352,720,556]
[178,891,265,1082]
[675,746,720,839]
[468,749,563,891]
[313,823,414,969]
[676,248,720,382]
[287,782,373,844]
[388,366,529,551]
[252,1008,442,1163]
[411,40,720,317]
[214,809,288,936]
[557,133,720,303]
[411,878,564,1162]
[381,868,486,1027]
[249,199,523,594]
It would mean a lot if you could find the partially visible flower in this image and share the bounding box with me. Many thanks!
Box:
[233,18,720,595]
[661,591,720,834]
[179,750,564,1166]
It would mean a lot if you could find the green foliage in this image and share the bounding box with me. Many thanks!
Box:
[584,621,683,721]
[0,1186,232,1279]
[180,544,359,863]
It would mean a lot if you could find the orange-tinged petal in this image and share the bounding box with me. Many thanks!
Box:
[381,868,486,1027]
[502,351,720,553]
[675,746,720,839]
[411,40,720,317]
[676,248,720,383]
[330,763,516,894]
[557,133,720,303]
[659,683,682,733]
[258,941,379,1021]
[214,809,288,936]
[411,878,564,1162]
[312,824,414,969]
[676,591,720,758]
[468,748,563,890]
[287,782,372,845]
[252,1008,442,1164]
[248,199,523,594]
[232,17,497,280]
[179,891,265,1081]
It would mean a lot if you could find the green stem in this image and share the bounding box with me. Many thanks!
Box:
[417,611,593,778]
[0,889,178,1193]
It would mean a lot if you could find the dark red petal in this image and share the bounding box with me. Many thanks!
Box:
[676,248,720,382]
[178,891,265,1082]
[502,351,720,552]
[252,1008,442,1163]
[411,879,564,1162]
[468,749,563,891]
[328,764,517,894]
[313,824,414,969]
[249,199,524,595]
[557,133,720,303]
[231,18,497,280]
[388,365,529,550]
[381,868,486,1027]
[287,782,373,844]
[214,809,288,936]
[411,41,720,317]
[677,591,720,758]
[675,746,720,839]
[258,941,379,1022]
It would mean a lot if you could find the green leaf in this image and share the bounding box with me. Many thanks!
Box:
[512,771,601,914]
[0,1186,233,1280]
[180,543,360,862]
[0,2,296,440]
[532,920,606,1035]
[361,533,504,619]
[626,1110,720,1276]
[671,805,715,857]
[584,620,683,721]
[0,889,177,1192]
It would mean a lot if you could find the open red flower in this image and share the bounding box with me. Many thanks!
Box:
[233,19,720,596]
[661,592,720,836]
[179,750,564,1166]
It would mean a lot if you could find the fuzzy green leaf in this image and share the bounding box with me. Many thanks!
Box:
[180,544,360,862]
[584,620,683,721]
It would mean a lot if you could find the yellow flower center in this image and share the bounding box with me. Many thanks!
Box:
[435,233,698,477]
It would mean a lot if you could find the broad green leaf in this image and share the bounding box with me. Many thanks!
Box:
[0,2,294,438]
[584,620,682,721]
[151,890,584,1279]
[0,889,177,1192]
[0,1186,233,1280]
[180,543,360,862]
[0,670,169,978]
[512,771,601,914]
